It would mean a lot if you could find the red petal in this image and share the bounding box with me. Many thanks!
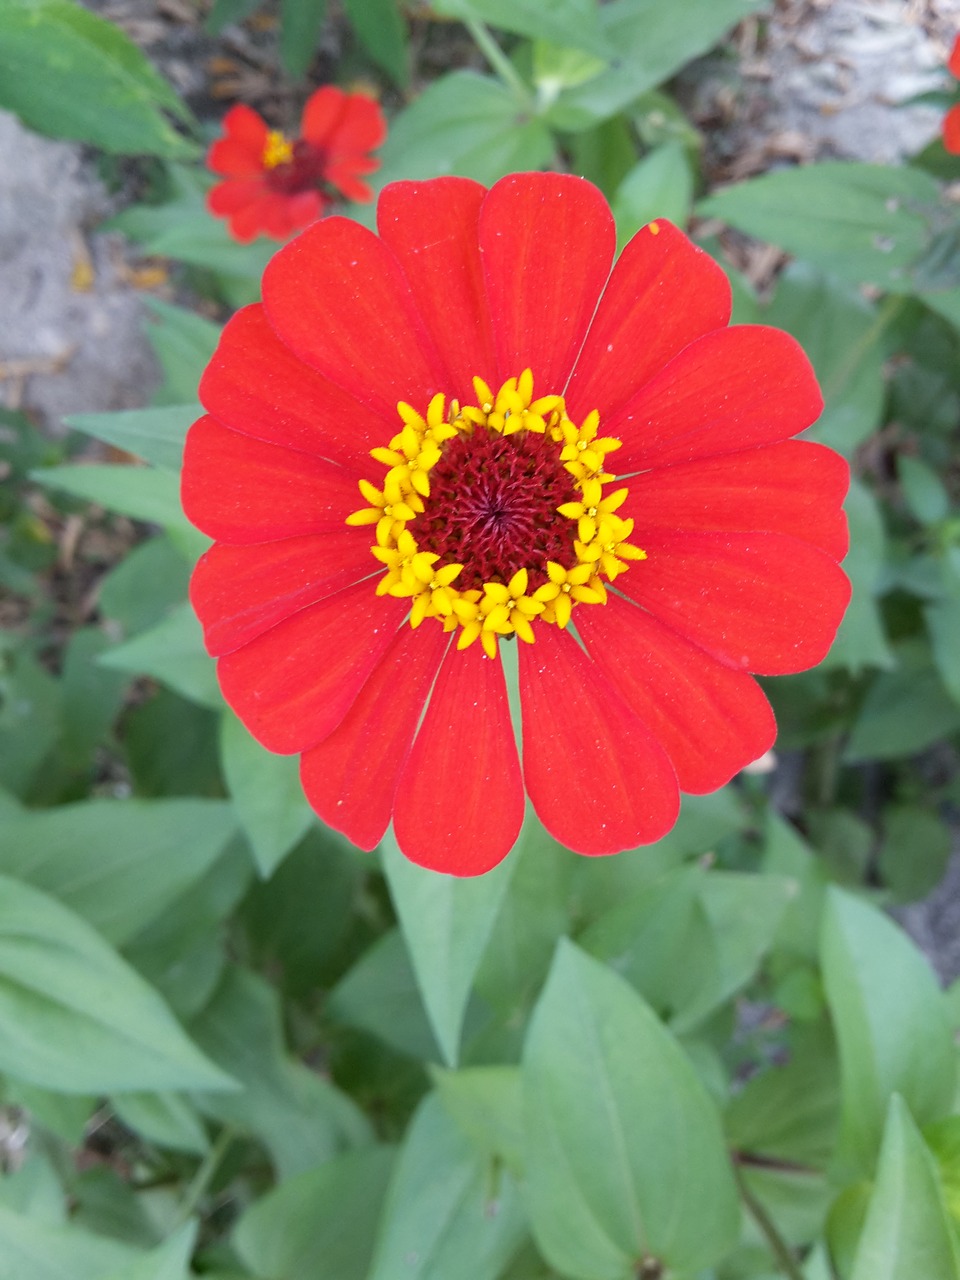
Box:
[181,416,362,543]
[301,88,386,154]
[618,531,852,675]
[207,138,263,178]
[565,220,732,423]
[518,626,679,854]
[216,581,407,753]
[378,178,497,404]
[944,104,960,155]
[577,595,776,794]
[261,216,447,415]
[200,306,388,471]
[479,173,615,391]
[325,160,377,204]
[609,326,824,471]
[206,177,265,215]
[949,35,960,79]
[300,624,449,851]
[191,529,374,657]
[393,643,524,876]
[625,441,850,561]
[228,196,275,243]
[221,104,268,151]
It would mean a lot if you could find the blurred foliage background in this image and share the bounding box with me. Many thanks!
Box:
[1,1,960,1278]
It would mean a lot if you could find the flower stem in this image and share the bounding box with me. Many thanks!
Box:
[465,19,533,106]
[735,1162,807,1280]
[174,1124,236,1227]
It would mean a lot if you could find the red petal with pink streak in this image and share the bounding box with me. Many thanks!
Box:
[624,441,849,561]
[200,306,389,470]
[191,529,374,657]
[181,416,362,543]
[216,581,407,754]
[479,173,615,391]
[519,626,679,854]
[393,642,524,876]
[577,595,776,794]
[565,220,731,422]
[378,178,497,403]
[618,530,851,675]
[301,625,449,851]
[609,326,824,471]
[262,216,447,415]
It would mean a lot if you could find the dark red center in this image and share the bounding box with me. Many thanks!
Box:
[264,140,329,196]
[407,427,579,592]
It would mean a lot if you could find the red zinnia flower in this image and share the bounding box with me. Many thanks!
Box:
[206,86,386,242]
[182,172,851,876]
[944,36,960,154]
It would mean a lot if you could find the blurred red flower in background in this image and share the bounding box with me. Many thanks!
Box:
[944,35,960,154]
[182,173,851,876]
[206,86,386,242]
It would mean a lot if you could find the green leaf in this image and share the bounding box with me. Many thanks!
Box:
[367,1094,527,1280]
[522,940,740,1278]
[374,71,553,190]
[99,603,221,709]
[110,1091,210,1155]
[66,405,199,473]
[189,967,372,1178]
[0,797,236,945]
[234,1146,395,1280]
[850,1096,960,1280]
[100,1222,198,1280]
[343,0,408,86]
[821,888,956,1176]
[819,480,895,674]
[926,557,960,705]
[382,830,516,1066]
[219,712,314,877]
[141,218,274,290]
[699,162,941,292]
[30,464,201,552]
[59,627,130,767]
[142,298,221,407]
[899,455,950,525]
[878,805,952,902]
[844,641,960,761]
[280,0,328,80]
[0,1203,140,1280]
[543,0,764,130]
[433,1065,524,1176]
[0,874,236,1094]
[0,0,197,157]
[432,0,607,56]
[612,142,694,245]
[98,536,191,637]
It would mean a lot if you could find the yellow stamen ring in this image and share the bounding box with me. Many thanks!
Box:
[346,372,646,657]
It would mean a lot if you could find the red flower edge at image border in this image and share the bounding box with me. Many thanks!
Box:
[182,172,851,876]
[206,85,386,242]
[945,35,960,154]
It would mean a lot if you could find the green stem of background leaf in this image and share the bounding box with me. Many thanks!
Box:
[174,1124,236,1227]
[735,1162,806,1280]
[464,19,534,107]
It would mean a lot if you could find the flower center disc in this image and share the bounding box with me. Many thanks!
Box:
[346,371,646,658]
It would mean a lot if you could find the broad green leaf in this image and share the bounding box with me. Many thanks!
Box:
[543,0,764,130]
[219,713,314,877]
[343,0,408,85]
[0,640,60,799]
[142,298,221,407]
[0,798,235,945]
[3,1080,94,1145]
[820,480,895,673]
[899,455,950,525]
[821,888,956,1176]
[433,1065,524,1176]
[925,556,960,705]
[612,142,694,245]
[141,218,274,288]
[367,1094,527,1280]
[761,811,825,961]
[699,162,940,292]
[66,405,199,473]
[99,603,221,709]
[190,967,372,1178]
[0,0,196,157]
[844,641,960,761]
[111,1091,209,1155]
[100,1222,198,1280]
[0,874,236,1094]
[280,0,328,79]
[327,928,442,1062]
[98,536,191,637]
[0,1149,65,1222]
[382,830,516,1066]
[374,71,553,191]
[850,1096,960,1280]
[878,805,952,902]
[0,1203,140,1280]
[522,941,740,1279]
[432,0,607,56]
[763,264,886,456]
[59,627,130,766]
[234,1146,395,1280]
